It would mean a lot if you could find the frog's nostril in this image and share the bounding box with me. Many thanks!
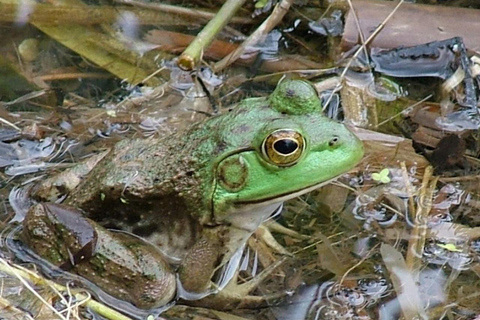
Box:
[328,136,340,147]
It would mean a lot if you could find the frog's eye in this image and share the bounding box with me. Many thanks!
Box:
[262,129,305,167]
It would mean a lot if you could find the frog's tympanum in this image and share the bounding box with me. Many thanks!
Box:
[22,80,364,310]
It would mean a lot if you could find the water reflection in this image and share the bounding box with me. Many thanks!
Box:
[378,268,446,320]
[14,0,35,27]
[423,240,473,271]
[273,278,390,320]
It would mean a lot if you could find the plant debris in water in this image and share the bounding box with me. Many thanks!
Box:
[1,0,480,319]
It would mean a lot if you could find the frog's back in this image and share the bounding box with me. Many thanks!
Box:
[65,134,208,258]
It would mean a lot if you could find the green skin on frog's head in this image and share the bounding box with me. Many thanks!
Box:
[199,79,364,227]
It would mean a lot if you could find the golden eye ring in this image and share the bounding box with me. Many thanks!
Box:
[261,129,305,167]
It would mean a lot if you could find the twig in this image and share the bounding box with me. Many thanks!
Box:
[405,166,436,272]
[0,117,21,131]
[0,2,193,26]
[323,0,405,110]
[400,161,416,227]
[0,90,48,107]
[114,0,253,25]
[339,243,380,285]
[0,259,68,319]
[0,296,35,319]
[0,258,133,320]
[36,72,110,81]
[178,0,247,70]
[376,94,433,128]
[346,0,369,65]
[213,0,294,73]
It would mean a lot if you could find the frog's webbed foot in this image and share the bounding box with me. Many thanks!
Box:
[193,220,315,309]
[184,256,287,310]
[183,221,309,310]
[256,220,309,255]
[180,221,306,310]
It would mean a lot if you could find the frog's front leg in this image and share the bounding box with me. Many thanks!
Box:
[22,203,176,309]
[178,226,287,310]
[177,227,224,293]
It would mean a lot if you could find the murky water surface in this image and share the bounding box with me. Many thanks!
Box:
[1,0,480,319]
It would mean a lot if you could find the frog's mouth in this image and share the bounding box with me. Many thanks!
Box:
[233,175,337,208]
[218,175,338,232]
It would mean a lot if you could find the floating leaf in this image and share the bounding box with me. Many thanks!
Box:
[437,243,462,252]
[372,168,391,184]
[255,0,269,8]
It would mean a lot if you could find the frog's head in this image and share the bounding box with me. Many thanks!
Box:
[208,79,364,229]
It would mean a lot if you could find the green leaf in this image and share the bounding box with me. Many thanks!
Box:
[255,0,269,8]
[372,168,391,184]
[437,243,462,252]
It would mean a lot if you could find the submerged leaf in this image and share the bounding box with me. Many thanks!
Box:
[381,243,427,319]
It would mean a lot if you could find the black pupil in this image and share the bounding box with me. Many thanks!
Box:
[274,139,298,155]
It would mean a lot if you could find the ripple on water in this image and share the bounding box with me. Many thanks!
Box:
[423,239,473,270]
[272,278,391,320]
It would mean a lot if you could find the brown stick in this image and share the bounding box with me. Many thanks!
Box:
[0,3,188,25]
[146,30,324,73]
[213,0,295,73]
[341,0,480,52]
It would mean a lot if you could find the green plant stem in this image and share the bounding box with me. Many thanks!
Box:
[178,0,247,70]
[213,0,294,73]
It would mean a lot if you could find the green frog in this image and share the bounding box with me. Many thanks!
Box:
[21,79,364,310]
